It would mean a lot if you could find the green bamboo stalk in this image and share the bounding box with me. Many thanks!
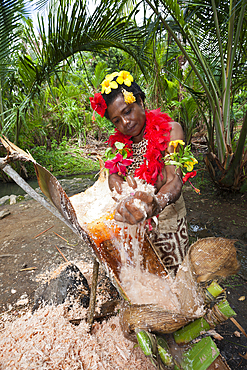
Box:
[135,330,174,367]
[174,300,236,344]
[157,337,174,368]
[180,336,220,370]
[217,299,237,318]
[206,281,224,299]
[135,329,153,356]
[174,317,210,345]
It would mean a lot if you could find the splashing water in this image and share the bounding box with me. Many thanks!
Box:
[115,181,181,312]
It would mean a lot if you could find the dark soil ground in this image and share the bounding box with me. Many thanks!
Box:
[183,183,247,370]
[0,176,247,369]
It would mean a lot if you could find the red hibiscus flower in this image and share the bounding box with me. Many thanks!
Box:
[89,93,107,118]
[105,153,133,176]
[183,170,197,184]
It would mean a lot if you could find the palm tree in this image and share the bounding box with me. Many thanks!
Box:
[0,0,149,144]
[0,0,28,130]
[140,0,247,191]
[19,0,149,90]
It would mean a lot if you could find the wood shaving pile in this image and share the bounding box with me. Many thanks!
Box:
[0,304,155,370]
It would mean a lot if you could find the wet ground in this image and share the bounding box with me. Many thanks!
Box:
[0,178,247,369]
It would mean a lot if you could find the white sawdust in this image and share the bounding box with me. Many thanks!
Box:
[0,304,156,370]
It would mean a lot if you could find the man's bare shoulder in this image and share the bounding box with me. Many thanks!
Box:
[170,121,184,140]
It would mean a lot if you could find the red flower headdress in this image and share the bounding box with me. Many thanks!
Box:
[89,93,107,118]
[90,71,135,119]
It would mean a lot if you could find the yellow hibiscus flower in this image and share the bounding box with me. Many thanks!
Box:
[104,72,119,81]
[169,140,185,152]
[116,71,134,86]
[101,78,118,94]
[184,158,198,171]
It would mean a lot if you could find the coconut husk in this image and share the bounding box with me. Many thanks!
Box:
[118,236,240,340]
[172,253,205,317]
[119,303,196,342]
[189,237,240,283]
[119,251,206,340]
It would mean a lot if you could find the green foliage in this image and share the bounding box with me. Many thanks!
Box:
[0,0,27,73]
[1,0,246,192]
[87,49,125,80]
[188,154,212,192]
[1,57,116,150]
[164,140,198,176]
[141,0,247,191]
[105,141,128,160]
[27,137,99,178]
[0,0,150,149]
[90,61,109,89]
[19,0,149,94]
[232,89,247,123]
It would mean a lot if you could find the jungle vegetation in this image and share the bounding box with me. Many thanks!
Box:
[0,0,246,191]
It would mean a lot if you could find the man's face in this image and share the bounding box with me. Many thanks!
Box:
[107,94,146,143]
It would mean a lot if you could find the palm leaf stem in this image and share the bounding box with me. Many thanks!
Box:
[144,0,212,99]
[190,57,225,160]
[222,110,247,187]
[222,0,234,146]
[223,0,246,145]
[187,34,225,155]
[159,1,222,100]
[186,28,222,99]
[210,0,226,92]
[0,78,3,130]
[144,0,227,161]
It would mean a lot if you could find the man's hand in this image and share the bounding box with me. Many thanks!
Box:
[114,191,161,225]
[109,174,137,194]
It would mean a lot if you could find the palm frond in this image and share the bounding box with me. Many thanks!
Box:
[19,0,150,93]
[0,0,28,74]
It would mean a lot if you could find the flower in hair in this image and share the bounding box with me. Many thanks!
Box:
[89,93,107,117]
[122,89,136,104]
[101,75,118,94]
[106,72,119,81]
[116,71,133,87]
